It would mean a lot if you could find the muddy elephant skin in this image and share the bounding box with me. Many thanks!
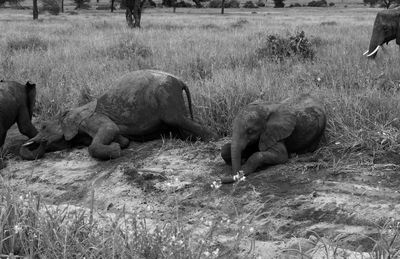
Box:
[20,70,216,160]
[363,8,400,58]
[220,94,326,184]
[0,80,38,149]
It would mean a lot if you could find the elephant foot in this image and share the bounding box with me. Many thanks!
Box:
[88,142,121,160]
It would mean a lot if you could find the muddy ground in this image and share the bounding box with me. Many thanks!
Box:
[2,125,400,258]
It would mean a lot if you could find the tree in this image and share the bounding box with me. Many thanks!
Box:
[33,0,38,19]
[273,0,284,7]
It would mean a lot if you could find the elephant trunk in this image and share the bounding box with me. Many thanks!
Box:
[231,132,243,175]
[19,141,46,160]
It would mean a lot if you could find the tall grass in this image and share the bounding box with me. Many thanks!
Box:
[0,8,399,151]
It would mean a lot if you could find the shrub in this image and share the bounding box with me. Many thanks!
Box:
[142,0,156,7]
[208,0,239,7]
[243,0,258,7]
[329,2,334,5]
[257,0,265,6]
[307,0,327,6]
[288,2,301,6]
[6,36,48,52]
[174,0,192,7]
[41,0,60,14]
[273,0,284,7]
[74,0,90,9]
[255,31,315,62]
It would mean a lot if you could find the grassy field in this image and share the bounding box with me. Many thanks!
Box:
[2,5,400,258]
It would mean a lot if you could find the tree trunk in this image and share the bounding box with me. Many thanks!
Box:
[33,0,38,19]
[173,0,176,13]
[111,0,115,12]
[221,0,225,14]
[61,0,64,12]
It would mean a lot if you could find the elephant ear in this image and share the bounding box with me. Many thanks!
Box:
[61,100,97,141]
[259,109,296,151]
[25,81,36,119]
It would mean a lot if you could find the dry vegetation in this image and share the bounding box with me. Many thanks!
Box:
[1,6,400,258]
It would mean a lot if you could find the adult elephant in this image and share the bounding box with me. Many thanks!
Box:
[0,80,37,148]
[20,70,216,160]
[220,94,326,184]
[363,8,400,58]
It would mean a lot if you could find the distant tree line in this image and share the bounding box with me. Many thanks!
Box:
[364,0,400,8]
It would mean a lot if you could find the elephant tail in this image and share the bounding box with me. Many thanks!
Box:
[182,84,194,120]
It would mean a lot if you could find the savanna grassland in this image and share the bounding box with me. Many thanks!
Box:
[2,5,400,259]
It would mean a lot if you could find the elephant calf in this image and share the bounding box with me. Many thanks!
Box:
[221,94,326,183]
[0,80,37,148]
[20,70,216,160]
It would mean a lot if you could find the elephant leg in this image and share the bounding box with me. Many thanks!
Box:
[221,142,259,165]
[17,107,37,138]
[162,116,216,141]
[86,116,121,160]
[115,135,129,149]
[241,142,288,175]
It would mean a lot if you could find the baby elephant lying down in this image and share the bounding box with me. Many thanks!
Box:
[20,70,216,160]
[221,94,326,183]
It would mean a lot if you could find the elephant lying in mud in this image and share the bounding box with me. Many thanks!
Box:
[220,94,326,184]
[363,8,400,58]
[0,80,37,148]
[20,70,216,160]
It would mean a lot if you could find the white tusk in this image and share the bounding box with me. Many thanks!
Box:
[363,50,369,56]
[367,45,380,57]
[22,141,34,147]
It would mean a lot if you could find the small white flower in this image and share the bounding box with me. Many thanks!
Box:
[14,224,22,234]
[203,251,210,256]
[249,227,255,233]
[212,248,219,256]
[317,77,321,82]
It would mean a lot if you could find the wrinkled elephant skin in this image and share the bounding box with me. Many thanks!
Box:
[221,94,326,183]
[0,80,38,151]
[364,8,400,58]
[20,70,216,160]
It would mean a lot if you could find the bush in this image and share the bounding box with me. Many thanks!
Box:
[174,0,192,7]
[257,0,265,6]
[7,36,48,52]
[41,0,61,14]
[243,0,258,7]
[273,0,284,7]
[288,2,301,7]
[142,0,156,7]
[74,0,90,9]
[307,0,327,6]
[329,2,334,5]
[208,0,239,8]
[255,31,315,62]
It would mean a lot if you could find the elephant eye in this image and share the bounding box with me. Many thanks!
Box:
[246,129,255,135]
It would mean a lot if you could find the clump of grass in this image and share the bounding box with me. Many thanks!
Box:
[320,21,337,26]
[230,18,249,29]
[255,31,315,62]
[6,35,49,52]
[103,38,152,60]
[0,184,257,258]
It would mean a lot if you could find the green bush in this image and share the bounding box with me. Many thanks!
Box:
[329,2,334,5]
[256,31,315,62]
[307,0,327,6]
[243,0,258,7]
[208,0,239,8]
[288,2,301,7]
[256,0,265,6]
[41,0,61,15]
[273,0,284,7]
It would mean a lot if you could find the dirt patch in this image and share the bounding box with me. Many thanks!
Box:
[2,126,400,257]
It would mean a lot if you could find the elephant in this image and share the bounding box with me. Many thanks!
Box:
[220,94,326,184]
[363,8,400,58]
[0,80,38,148]
[20,70,216,160]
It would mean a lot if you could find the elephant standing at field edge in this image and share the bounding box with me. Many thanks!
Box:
[363,8,400,58]
[20,70,217,160]
[220,94,326,184]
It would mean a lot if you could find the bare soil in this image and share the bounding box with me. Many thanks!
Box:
[2,125,400,258]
